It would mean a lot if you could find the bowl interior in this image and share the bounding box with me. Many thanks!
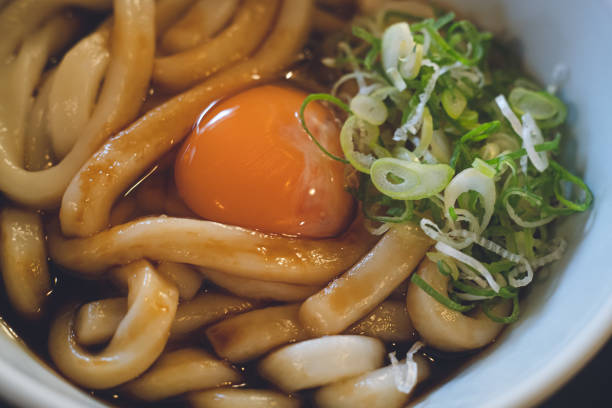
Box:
[1,1,612,407]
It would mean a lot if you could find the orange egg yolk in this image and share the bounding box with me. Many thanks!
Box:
[174,85,354,238]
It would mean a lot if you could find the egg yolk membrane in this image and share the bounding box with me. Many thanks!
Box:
[175,85,354,238]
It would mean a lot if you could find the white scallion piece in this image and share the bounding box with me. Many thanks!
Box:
[495,94,549,172]
[444,167,496,232]
[495,94,523,136]
[382,22,415,91]
[521,112,549,171]
[389,341,424,394]
[350,94,388,125]
[436,241,500,292]
[413,108,433,158]
[508,260,534,288]
[394,60,462,141]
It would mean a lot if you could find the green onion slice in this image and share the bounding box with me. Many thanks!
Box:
[441,87,467,119]
[485,133,561,167]
[508,87,567,128]
[413,107,433,157]
[411,273,475,312]
[370,158,454,200]
[452,280,517,299]
[482,295,520,324]
[509,87,557,120]
[299,94,350,163]
[444,167,496,231]
[350,94,388,125]
[550,160,594,212]
[460,121,500,144]
[340,115,381,173]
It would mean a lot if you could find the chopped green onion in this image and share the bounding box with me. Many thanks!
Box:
[452,280,517,299]
[411,273,475,312]
[363,197,414,223]
[448,206,458,221]
[508,87,567,128]
[550,160,593,212]
[352,25,379,46]
[432,12,455,30]
[460,121,500,144]
[509,87,558,120]
[441,87,467,119]
[350,94,388,125]
[457,108,479,129]
[482,295,520,323]
[472,158,496,178]
[413,107,433,157]
[436,259,455,277]
[299,94,350,163]
[485,133,561,167]
[444,167,496,231]
[301,9,592,326]
[339,115,381,173]
[371,158,454,200]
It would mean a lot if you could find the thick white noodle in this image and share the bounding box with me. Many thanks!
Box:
[258,335,385,392]
[0,13,79,168]
[345,300,416,342]
[189,389,301,408]
[72,292,255,345]
[49,215,375,285]
[0,0,155,208]
[156,261,203,300]
[123,349,242,401]
[48,24,111,158]
[0,0,112,62]
[315,354,430,408]
[198,267,321,301]
[48,260,178,389]
[0,208,50,320]
[154,0,280,92]
[160,0,240,54]
[206,304,309,362]
[300,223,431,335]
[24,70,56,171]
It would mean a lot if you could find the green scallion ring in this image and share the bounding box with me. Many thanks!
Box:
[370,158,454,200]
[411,273,475,312]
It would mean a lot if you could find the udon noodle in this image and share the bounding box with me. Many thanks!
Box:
[0,0,586,406]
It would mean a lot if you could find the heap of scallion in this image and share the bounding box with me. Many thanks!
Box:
[300,9,592,324]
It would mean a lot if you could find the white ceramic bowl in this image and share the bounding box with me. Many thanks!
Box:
[1,0,611,407]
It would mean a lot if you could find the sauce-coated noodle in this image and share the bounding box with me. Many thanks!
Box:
[206,304,309,362]
[49,215,375,285]
[123,348,242,401]
[300,223,432,335]
[189,389,301,408]
[198,268,322,301]
[48,260,178,389]
[314,355,431,408]
[160,0,240,54]
[153,0,280,92]
[0,0,154,208]
[258,335,386,392]
[0,208,50,319]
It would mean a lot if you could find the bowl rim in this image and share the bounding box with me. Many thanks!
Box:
[491,296,612,408]
[0,355,90,408]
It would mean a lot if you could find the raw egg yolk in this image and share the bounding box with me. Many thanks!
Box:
[174,85,354,238]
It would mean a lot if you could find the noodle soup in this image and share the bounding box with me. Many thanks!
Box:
[0,0,592,407]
